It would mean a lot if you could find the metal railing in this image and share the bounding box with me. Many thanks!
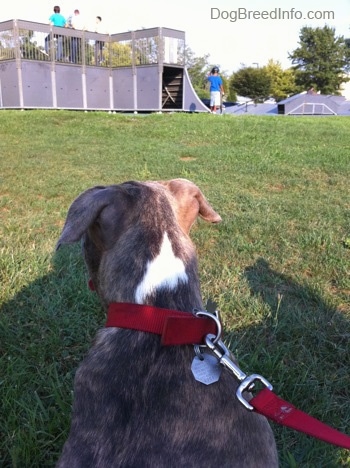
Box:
[0,19,186,68]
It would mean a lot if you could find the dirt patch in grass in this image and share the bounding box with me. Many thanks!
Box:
[180,156,197,161]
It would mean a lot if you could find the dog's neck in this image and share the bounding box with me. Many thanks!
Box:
[134,232,189,304]
[91,230,204,312]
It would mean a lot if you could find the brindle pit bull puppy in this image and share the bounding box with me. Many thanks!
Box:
[56,179,278,467]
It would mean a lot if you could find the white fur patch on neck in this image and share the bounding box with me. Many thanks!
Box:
[135,232,188,304]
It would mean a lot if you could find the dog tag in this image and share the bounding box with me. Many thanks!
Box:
[191,353,222,385]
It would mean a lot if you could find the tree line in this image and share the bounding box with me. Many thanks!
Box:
[187,25,350,102]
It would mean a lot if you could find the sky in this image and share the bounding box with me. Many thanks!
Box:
[1,0,350,73]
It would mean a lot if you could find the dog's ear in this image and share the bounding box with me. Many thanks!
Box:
[56,186,108,250]
[56,185,130,250]
[158,179,222,234]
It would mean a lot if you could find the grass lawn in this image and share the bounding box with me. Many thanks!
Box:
[0,111,349,467]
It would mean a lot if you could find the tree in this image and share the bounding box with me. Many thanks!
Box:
[263,59,299,101]
[104,42,133,67]
[183,46,211,98]
[229,66,271,102]
[17,29,47,60]
[289,25,350,94]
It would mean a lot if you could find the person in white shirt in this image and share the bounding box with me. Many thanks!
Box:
[69,9,85,63]
[70,9,85,30]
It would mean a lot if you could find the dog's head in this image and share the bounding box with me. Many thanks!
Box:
[56,179,221,307]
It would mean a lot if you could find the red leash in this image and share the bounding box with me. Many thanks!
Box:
[251,388,350,449]
[103,300,350,449]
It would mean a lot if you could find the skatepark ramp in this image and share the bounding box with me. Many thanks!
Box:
[0,19,208,112]
[277,92,346,115]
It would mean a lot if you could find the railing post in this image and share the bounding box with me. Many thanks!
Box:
[81,30,87,110]
[131,31,137,112]
[49,26,56,62]
[107,35,114,111]
[158,27,164,111]
[13,19,24,109]
[47,25,58,108]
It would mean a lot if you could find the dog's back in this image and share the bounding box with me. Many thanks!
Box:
[56,179,278,467]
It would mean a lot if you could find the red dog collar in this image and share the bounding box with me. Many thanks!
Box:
[105,302,217,346]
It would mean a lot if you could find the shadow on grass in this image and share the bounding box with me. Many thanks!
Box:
[0,247,103,467]
[243,258,349,467]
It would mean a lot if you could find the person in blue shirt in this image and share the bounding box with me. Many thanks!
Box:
[49,6,67,27]
[207,66,224,113]
[46,6,67,60]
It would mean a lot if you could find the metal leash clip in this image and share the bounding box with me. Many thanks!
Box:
[204,333,273,411]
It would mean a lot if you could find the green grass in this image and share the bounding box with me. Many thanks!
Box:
[0,111,349,467]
